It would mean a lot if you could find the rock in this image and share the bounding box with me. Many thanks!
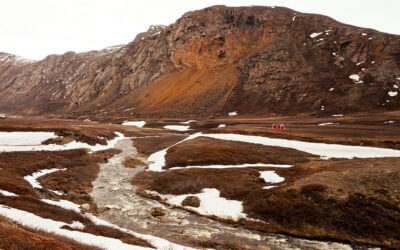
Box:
[81,203,90,210]
[150,207,165,217]
[97,207,110,213]
[0,6,399,117]
[181,196,201,207]
[178,229,184,234]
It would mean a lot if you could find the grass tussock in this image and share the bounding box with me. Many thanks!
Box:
[123,156,147,168]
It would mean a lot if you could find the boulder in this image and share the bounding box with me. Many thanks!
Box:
[150,207,165,217]
[181,196,201,208]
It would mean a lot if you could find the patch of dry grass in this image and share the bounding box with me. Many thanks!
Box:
[133,158,400,248]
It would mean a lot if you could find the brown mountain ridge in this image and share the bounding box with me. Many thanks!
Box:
[0,5,399,118]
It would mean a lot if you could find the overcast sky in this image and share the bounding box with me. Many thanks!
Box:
[1,0,399,60]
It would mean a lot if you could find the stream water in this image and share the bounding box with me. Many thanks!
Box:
[91,138,353,249]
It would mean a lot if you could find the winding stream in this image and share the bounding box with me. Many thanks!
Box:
[91,138,353,249]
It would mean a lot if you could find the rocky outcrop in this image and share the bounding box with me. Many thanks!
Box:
[0,6,399,117]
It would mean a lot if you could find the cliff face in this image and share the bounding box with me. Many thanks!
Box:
[0,5,399,118]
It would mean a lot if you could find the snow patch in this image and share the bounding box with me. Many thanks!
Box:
[310,32,323,38]
[0,132,56,146]
[199,133,400,160]
[24,168,66,189]
[162,188,246,221]
[69,221,85,230]
[0,132,125,152]
[180,120,196,124]
[229,111,238,117]
[384,121,395,124]
[169,163,293,170]
[332,114,343,117]
[329,88,334,92]
[0,205,152,250]
[164,125,190,131]
[0,189,17,197]
[259,171,285,184]
[349,74,362,83]
[42,199,81,213]
[122,121,146,128]
[318,122,338,126]
[218,124,226,128]
[388,91,398,97]
[148,132,400,171]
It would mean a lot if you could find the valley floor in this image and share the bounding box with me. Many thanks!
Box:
[0,111,399,249]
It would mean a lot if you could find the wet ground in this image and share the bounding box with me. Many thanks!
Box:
[91,138,353,249]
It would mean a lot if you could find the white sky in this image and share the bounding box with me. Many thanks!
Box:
[0,0,399,60]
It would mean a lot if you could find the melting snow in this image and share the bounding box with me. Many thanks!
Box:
[180,120,196,124]
[162,188,246,221]
[332,114,343,117]
[0,189,17,197]
[122,121,146,128]
[349,74,361,82]
[147,132,400,171]
[318,122,338,126]
[262,186,277,190]
[0,132,125,152]
[201,133,400,160]
[310,32,323,38]
[229,111,238,117]
[42,199,81,213]
[356,61,365,66]
[169,163,293,170]
[388,91,398,97]
[164,125,191,131]
[218,124,226,128]
[0,205,153,250]
[259,171,284,184]
[70,221,85,230]
[394,84,398,89]
[384,121,395,124]
[24,168,66,189]
[329,88,334,92]
[0,132,56,146]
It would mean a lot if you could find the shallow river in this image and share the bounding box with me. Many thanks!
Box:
[91,138,353,249]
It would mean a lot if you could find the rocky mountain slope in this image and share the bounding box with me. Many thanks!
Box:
[0,5,399,118]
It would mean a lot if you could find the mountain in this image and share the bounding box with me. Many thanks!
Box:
[0,5,399,118]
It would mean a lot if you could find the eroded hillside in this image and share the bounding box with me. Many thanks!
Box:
[0,6,399,118]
